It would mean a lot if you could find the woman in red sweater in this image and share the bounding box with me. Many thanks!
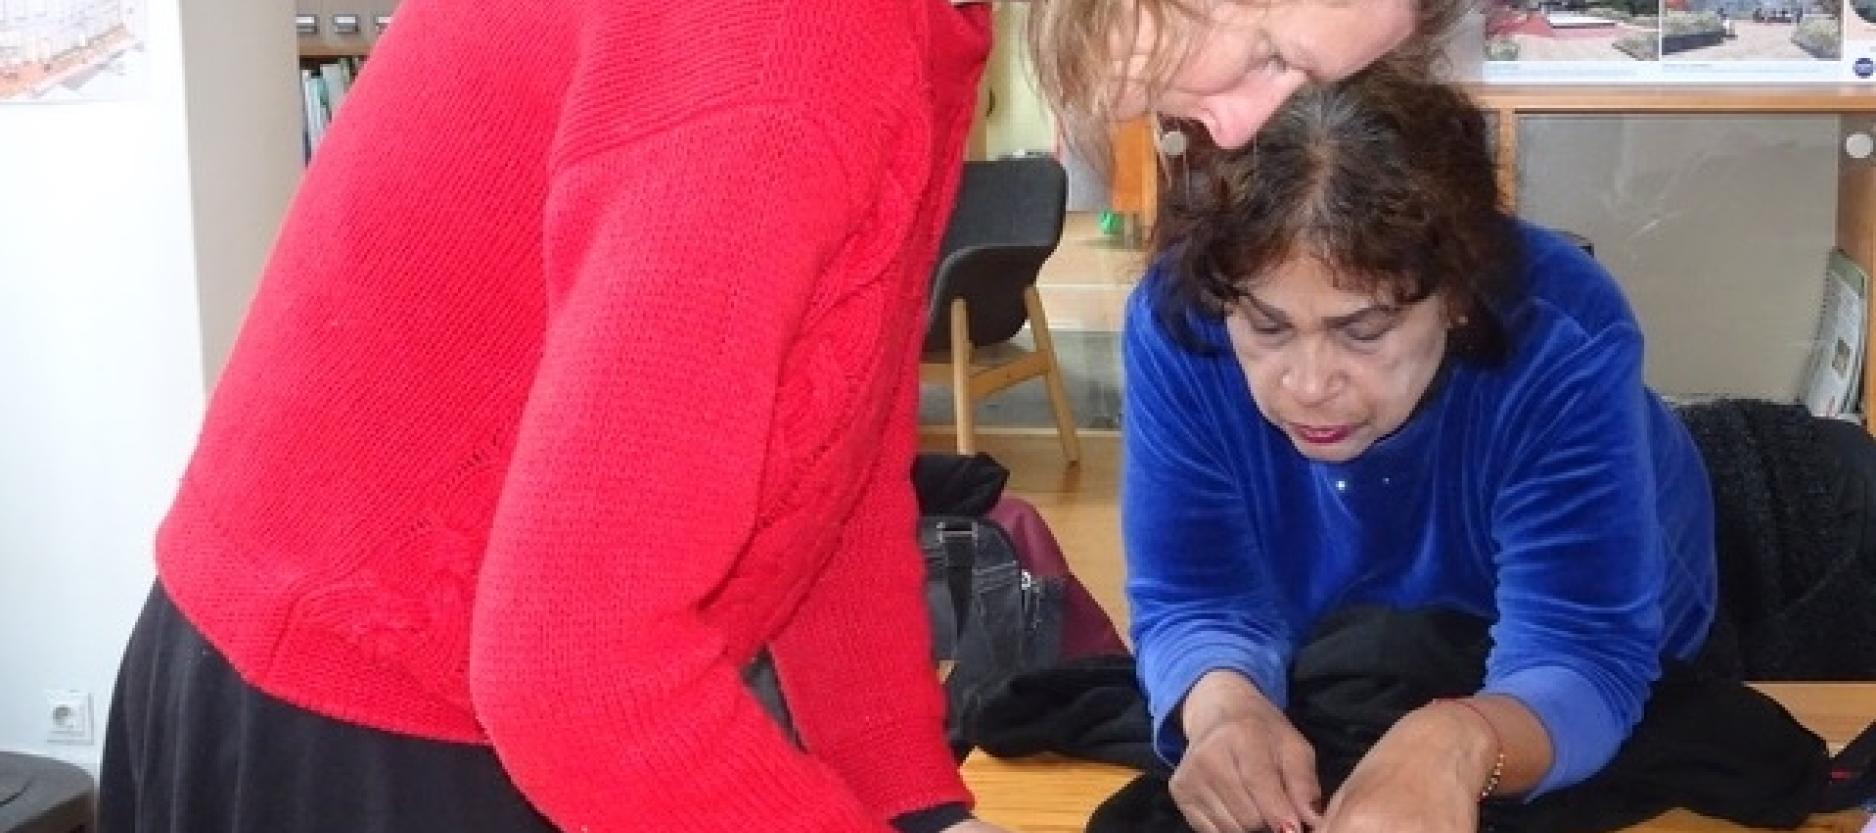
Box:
[96,0,1449,831]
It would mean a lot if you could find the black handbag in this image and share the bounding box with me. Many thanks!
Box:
[919,514,1064,758]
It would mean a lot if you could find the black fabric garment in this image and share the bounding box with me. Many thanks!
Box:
[741,648,803,748]
[1289,609,1827,833]
[101,583,560,833]
[1285,606,1496,791]
[912,452,1010,516]
[1675,399,1876,680]
[1039,608,1827,833]
[893,803,973,833]
[963,654,1158,771]
[102,582,961,833]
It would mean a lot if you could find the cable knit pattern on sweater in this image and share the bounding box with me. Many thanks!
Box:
[152,0,990,830]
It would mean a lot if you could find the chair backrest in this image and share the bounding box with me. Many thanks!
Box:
[924,157,1069,353]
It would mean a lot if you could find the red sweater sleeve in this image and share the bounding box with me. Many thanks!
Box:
[771,348,971,820]
[468,105,892,833]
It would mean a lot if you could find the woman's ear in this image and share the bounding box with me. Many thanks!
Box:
[1443,294,1471,329]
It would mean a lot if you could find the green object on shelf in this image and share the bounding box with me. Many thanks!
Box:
[1099,211,1124,236]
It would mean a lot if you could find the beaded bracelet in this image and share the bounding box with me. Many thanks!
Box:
[1441,698,1507,799]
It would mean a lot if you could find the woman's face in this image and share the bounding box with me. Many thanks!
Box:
[1224,256,1452,463]
[1113,0,1416,148]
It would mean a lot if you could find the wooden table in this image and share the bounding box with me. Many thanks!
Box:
[964,683,1876,833]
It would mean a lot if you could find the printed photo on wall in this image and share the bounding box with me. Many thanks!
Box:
[1486,0,1664,63]
[1846,0,1876,75]
[1660,0,1841,61]
[1,0,147,104]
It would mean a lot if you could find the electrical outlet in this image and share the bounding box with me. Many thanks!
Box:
[45,690,94,745]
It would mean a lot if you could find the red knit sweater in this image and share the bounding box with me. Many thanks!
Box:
[153,1,989,830]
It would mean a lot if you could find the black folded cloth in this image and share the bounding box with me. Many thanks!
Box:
[962,653,1159,772]
[969,607,1829,833]
[912,452,1009,516]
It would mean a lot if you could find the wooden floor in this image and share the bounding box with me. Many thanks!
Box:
[919,429,1129,635]
[1031,212,1146,332]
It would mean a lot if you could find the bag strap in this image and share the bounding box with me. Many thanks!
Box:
[933,519,978,637]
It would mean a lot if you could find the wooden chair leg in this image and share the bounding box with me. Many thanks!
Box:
[1024,287,1081,465]
[949,297,976,456]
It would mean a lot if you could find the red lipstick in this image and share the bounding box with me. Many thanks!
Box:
[1293,424,1354,445]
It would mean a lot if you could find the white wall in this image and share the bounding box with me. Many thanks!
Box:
[179,0,300,381]
[0,0,296,770]
[1516,115,1840,399]
[982,3,1057,160]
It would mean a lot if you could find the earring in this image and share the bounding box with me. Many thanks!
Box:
[1156,126,1189,157]
[1151,115,1193,204]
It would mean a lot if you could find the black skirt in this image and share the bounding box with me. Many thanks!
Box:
[99,582,558,833]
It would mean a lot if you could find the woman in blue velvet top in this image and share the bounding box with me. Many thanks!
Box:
[1121,63,1717,833]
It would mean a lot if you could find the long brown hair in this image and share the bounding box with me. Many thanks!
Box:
[1148,59,1521,362]
[1026,0,1470,155]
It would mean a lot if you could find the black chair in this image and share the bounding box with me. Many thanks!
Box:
[921,157,1081,464]
[1554,228,1595,258]
[0,753,94,833]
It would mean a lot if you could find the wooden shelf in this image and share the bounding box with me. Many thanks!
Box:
[1465,84,1876,114]
[299,43,371,59]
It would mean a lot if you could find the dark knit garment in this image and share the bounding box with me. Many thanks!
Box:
[1675,399,1876,680]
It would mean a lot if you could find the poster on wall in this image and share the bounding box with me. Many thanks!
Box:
[1848,0,1876,79]
[0,0,146,103]
[1483,0,1876,81]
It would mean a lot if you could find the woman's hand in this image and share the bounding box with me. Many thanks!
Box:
[1317,702,1497,833]
[1170,670,1323,833]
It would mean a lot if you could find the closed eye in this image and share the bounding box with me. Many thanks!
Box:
[1335,308,1401,342]
[1342,322,1391,342]
[1248,318,1290,337]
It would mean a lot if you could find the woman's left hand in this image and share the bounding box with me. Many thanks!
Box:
[1317,703,1497,833]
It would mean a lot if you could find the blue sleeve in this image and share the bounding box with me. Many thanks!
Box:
[1481,321,1666,797]
[1121,284,1293,765]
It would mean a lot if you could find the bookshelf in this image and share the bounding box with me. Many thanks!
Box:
[1464,84,1876,427]
[1115,84,1876,427]
[295,2,392,59]
[294,3,394,159]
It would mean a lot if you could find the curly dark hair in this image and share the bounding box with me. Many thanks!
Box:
[1149,59,1522,363]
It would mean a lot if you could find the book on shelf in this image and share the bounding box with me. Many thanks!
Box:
[1797,249,1869,423]
[299,56,360,162]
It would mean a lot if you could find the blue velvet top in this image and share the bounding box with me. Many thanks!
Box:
[1121,223,1718,795]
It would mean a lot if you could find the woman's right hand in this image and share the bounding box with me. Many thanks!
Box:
[1171,670,1324,833]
